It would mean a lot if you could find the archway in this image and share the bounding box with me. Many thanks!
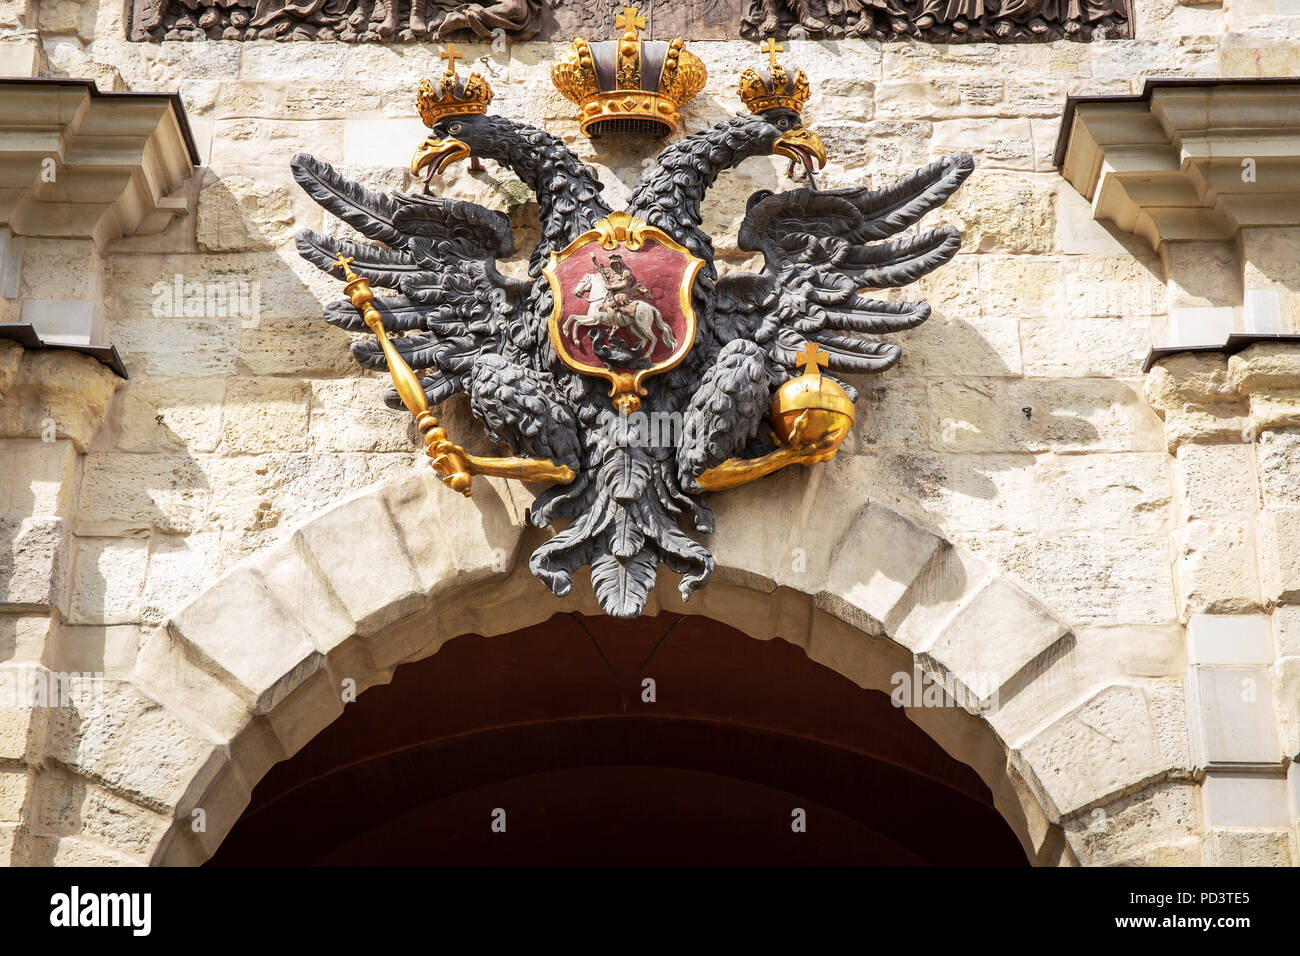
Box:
[83,465,1183,866]
[207,613,1028,865]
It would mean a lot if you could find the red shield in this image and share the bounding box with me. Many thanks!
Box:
[546,212,702,412]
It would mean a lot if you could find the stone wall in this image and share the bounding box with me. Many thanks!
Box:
[0,0,1297,864]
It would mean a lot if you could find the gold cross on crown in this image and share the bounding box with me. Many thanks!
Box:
[440,43,463,74]
[795,341,828,374]
[616,6,645,38]
[760,38,784,71]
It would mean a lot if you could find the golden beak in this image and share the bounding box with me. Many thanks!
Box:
[772,127,827,171]
[410,136,471,178]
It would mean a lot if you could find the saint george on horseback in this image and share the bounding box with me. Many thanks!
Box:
[563,253,677,359]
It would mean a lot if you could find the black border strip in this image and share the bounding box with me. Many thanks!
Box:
[0,321,128,378]
[1142,332,1300,373]
[0,77,200,166]
[1053,76,1300,170]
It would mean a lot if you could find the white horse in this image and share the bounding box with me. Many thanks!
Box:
[564,271,677,357]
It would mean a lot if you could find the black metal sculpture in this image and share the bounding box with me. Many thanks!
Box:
[291,48,972,618]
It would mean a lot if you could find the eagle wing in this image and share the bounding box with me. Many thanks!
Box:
[712,152,975,386]
[292,152,533,409]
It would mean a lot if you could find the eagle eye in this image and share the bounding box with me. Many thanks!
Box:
[776,117,790,130]
[448,121,463,135]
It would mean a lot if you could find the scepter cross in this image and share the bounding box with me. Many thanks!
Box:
[760,38,783,70]
[440,43,463,74]
[331,253,358,281]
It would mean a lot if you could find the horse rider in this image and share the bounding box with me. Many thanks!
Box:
[589,253,651,321]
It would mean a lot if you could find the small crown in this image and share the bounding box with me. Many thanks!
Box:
[551,6,707,138]
[418,44,494,126]
[737,39,810,115]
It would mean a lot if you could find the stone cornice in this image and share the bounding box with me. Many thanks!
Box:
[1055,78,1300,251]
[0,79,199,249]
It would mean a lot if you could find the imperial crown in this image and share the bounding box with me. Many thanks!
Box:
[737,40,811,115]
[417,45,494,126]
[550,6,706,139]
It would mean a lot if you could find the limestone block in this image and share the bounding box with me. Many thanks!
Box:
[0,768,27,823]
[988,624,1186,749]
[107,318,240,379]
[872,79,961,120]
[921,576,1069,712]
[943,172,1055,255]
[1158,406,1253,452]
[932,117,1034,170]
[958,530,1176,626]
[851,379,928,449]
[0,350,120,453]
[238,314,356,377]
[238,41,349,82]
[139,531,223,629]
[1255,507,1300,605]
[1203,828,1294,866]
[814,499,946,638]
[138,40,242,87]
[131,628,251,746]
[1030,452,1172,533]
[1009,379,1165,453]
[298,489,425,636]
[1187,614,1275,665]
[1174,442,1259,520]
[1258,429,1300,509]
[1017,684,1169,819]
[251,534,355,655]
[380,469,529,598]
[1185,665,1281,769]
[977,256,1063,319]
[168,564,324,715]
[1229,343,1300,394]
[42,679,222,811]
[1062,782,1201,866]
[929,380,1010,452]
[207,81,287,120]
[212,119,344,169]
[0,614,50,665]
[67,536,147,626]
[114,377,225,454]
[892,311,1022,378]
[1064,255,1167,320]
[1020,315,1152,378]
[1144,353,1237,411]
[0,34,39,76]
[45,624,141,678]
[309,378,415,453]
[0,517,70,611]
[197,173,297,253]
[888,544,992,655]
[221,377,310,454]
[0,439,77,516]
[1277,605,1300,658]
[76,454,209,536]
[1175,517,1262,614]
[1203,771,1292,827]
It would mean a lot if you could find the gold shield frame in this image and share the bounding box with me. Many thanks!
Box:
[546,211,704,413]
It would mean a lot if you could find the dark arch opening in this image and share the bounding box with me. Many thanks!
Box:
[209,612,1028,865]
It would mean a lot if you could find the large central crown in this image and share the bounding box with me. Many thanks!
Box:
[551,6,706,139]
[418,44,494,126]
[737,40,810,116]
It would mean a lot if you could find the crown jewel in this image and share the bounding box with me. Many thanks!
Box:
[551,6,707,139]
[418,44,494,126]
[737,39,810,115]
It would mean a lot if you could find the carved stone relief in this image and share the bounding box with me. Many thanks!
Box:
[128,0,1131,42]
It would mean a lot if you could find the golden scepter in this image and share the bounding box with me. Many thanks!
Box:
[333,253,474,495]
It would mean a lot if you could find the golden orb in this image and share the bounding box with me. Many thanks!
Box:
[770,342,855,452]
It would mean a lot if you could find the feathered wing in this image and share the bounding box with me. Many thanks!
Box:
[680,153,974,482]
[292,153,536,409]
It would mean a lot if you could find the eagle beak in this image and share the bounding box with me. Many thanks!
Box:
[410,136,471,179]
[773,127,827,184]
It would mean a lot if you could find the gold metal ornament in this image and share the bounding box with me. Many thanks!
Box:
[694,342,853,492]
[332,254,576,496]
[550,5,707,138]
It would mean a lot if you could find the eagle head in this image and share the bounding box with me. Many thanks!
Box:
[757,107,827,183]
[410,114,514,180]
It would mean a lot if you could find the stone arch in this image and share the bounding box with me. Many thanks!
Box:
[54,462,1187,866]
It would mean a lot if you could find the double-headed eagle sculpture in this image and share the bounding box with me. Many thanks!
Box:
[292,21,973,618]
